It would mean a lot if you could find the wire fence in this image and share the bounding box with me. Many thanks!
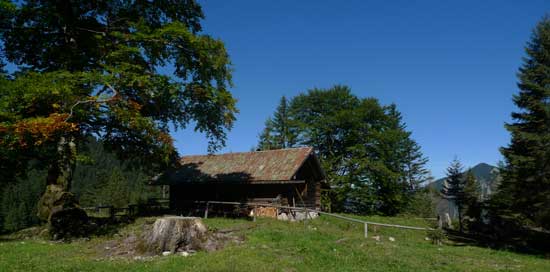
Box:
[81,199,169,219]
[82,199,434,238]
[195,200,434,238]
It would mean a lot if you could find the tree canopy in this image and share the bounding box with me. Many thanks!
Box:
[0,0,237,222]
[0,0,236,175]
[258,85,431,215]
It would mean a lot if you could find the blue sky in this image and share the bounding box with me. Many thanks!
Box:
[172,0,549,178]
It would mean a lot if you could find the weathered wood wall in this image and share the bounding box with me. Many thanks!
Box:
[169,155,324,212]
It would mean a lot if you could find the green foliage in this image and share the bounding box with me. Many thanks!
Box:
[79,169,127,208]
[258,86,431,215]
[428,163,499,200]
[427,228,446,245]
[0,0,236,187]
[463,171,481,215]
[0,138,160,233]
[257,96,298,150]
[401,188,437,218]
[0,0,236,223]
[441,158,466,232]
[72,138,160,208]
[0,168,45,232]
[461,170,485,233]
[490,16,550,234]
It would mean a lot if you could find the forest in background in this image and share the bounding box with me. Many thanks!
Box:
[0,138,161,232]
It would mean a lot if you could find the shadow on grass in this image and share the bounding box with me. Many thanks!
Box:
[444,229,493,247]
[444,228,550,258]
[88,216,135,237]
[0,214,150,242]
[0,236,17,242]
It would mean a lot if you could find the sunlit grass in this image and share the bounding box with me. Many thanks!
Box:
[0,215,548,272]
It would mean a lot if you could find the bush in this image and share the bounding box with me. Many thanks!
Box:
[400,188,436,218]
[427,228,446,245]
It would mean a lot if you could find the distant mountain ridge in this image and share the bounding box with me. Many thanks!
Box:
[428,163,501,219]
[428,163,500,198]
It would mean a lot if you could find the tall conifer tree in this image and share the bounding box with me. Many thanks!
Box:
[257,96,298,150]
[463,169,482,229]
[492,17,550,231]
[442,158,465,232]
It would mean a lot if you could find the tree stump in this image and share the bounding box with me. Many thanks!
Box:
[143,217,209,254]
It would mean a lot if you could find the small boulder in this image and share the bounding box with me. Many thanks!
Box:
[293,212,307,221]
[307,212,319,219]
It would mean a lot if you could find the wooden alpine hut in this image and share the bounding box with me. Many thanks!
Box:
[153,147,326,213]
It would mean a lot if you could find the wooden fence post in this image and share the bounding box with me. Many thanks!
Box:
[364,223,368,238]
[109,206,115,220]
[129,204,137,217]
[204,202,209,219]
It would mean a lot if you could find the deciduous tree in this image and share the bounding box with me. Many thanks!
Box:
[0,0,236,230]
[258,86,430,215]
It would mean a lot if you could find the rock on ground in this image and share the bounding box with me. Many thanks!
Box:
[277,211,319,221]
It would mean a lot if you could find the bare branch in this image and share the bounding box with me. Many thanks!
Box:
[64,83,118,122]
[74,26,107,36]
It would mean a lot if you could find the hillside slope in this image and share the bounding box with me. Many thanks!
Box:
[1,216,549,271]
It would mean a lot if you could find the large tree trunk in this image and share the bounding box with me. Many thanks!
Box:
[37,136,88,239]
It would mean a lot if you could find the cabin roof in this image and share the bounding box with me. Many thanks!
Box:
[153,147,325,185]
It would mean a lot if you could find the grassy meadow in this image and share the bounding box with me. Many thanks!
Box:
[1,215,549,272]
